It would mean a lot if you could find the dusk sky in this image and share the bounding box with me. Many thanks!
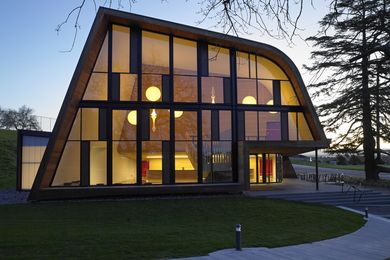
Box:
[0,1,329,119]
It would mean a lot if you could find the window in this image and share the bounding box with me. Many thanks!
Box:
[259,112,281,141]
[208,45,230,77]
[236,51,249,78]
[201,77,224,104]
[297,113,313,140]
[173,37,197,75]
[258,80,273,105]
[250,54,256,79]
[120,74,138,101]
[245,111,258,140]
[257,57,288,80]
[150,109,170,141]
[175,141,197,183]
[142,74,162,102]
[112,25,130,73]
[83,73,108,101]
[68,110,81,140]
[219,111,231,140]
[175,111,197,141]
[112,110,137,140]
[202,110,211,140]
[281,81,299,105]
[113,141,137,184]
[174,76,197,102]
[202,141,232,183]
[142,141,162,184]
[81,108,98,140]
[142,31,169,74]
[52,141,80,186]
[90,141,107,186]
[288,112,298,141]
[237,79,257,105]
[93,33,108,72]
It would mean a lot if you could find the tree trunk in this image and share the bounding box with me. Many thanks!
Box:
[361,4,378,180]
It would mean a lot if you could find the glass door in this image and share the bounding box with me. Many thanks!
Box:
[250,153,277,184]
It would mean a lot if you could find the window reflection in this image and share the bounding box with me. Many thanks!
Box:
[258,80,273,105]
[173,37,197,75]
[236,51,249,78]
[202,141,232,183]
[208,45,230,77]
[120,74,137,101]
[112,25,130,73]
[142,31,169,74]
[175,111,197,141]
[174,76,197,102]
[113,141,137,184]
[83,73,107,101]
[259,112,281,141]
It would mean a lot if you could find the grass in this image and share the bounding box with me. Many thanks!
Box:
[0,196,365,259]
[0,129,16,188]
[291,159,365,171]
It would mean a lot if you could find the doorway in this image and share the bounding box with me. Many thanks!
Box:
[249,153,277,184]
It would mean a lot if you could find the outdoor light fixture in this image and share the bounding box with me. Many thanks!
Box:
[127,110,137,125]
[242,95,256,105]
[145,86,161,101]
[151,109,157,132]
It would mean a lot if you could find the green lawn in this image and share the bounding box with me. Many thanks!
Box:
[0,129,16,188]
[0,197,365,259]
[291,159,365,171]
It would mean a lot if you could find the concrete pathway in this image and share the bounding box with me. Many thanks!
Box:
[0,189,28,205]
[178,211,390,260]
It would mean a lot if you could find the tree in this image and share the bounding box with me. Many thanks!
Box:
[57,0,308,52]
[0,106,40,131]
[305,0,390,180]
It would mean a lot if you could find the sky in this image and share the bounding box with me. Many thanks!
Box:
[0,0,330,120]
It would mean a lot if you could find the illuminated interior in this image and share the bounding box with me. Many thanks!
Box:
[44,22,317,189]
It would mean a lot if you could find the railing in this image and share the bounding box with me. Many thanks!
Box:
[35,115,56,132]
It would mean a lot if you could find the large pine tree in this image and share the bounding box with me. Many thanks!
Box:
[305,0,390,180]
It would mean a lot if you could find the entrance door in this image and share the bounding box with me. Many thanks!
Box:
[249,153,277,184]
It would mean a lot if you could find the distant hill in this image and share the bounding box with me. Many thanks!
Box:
[0,129,16,188]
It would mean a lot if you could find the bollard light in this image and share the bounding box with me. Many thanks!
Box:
[341,181,345,192]
[365,207,368,219]
[235,224,241,251]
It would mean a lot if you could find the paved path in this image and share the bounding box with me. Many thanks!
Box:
[0,189,28,205]
[293,164,390,180]
[178,212,390,260]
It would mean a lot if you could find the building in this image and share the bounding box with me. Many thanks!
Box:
[27,7,328,201]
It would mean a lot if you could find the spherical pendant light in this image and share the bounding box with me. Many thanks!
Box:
[242,95,256,105]
[127,110,137,125]
[145,86,161,102]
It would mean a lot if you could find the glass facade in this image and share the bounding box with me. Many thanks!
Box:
[48,23,316,189]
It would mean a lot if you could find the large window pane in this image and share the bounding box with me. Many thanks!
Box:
[175,141,198,183]
[257,57,288,80]
[142,74,162,102]
[112,25,130,73]
[174,76,197,102]
[237,79,257,105]
[245,111,258,140]
[258,80,273,105]
[113,141,137,184]
[288,112,298,141]
[202,110,211,140]
[201,77,224,104]
[52,141,80,186]
[219,111,231,140]
[208,45,230,77]
[259,112,281,141]
[281,81,299,105]
[142,141,162,184]
[82,108,98,140]
[113,110,136,140]
[173,37,197,75]
[83,73,108,100]
[297,113,314,140]
[90,141,107,186]
[142,31,169,74]
[250,54,256,79]
[94,33,108,72]
[120,74,138,101]
[175,111,197,141]
[212,141,232,183]
[236,51,249,78]
[150,109,170,140]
